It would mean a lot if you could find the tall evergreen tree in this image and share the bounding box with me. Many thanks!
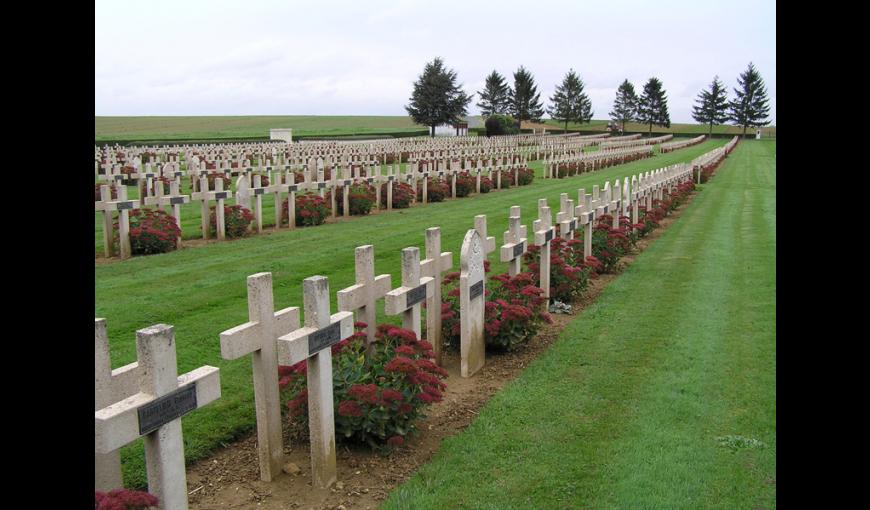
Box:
[476,70,511,116]
[405,57,473,137]
[609,79,638,133]
[546,69,593,131]
[509,66,545,128]
[637,77,670,136]
[691,76,730,136]
[729,62,771,138]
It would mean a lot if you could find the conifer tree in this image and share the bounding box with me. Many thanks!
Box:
[637,77,670,136]
[476,70,511,116]
[509,66,545,128]
[547,69,593,131]
[405,57,472,137]
[729,62,771,138]
[609,79,638,133]
[692,76,730,136]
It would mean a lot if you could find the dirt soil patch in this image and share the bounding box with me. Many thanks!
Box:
[184,196,696,510]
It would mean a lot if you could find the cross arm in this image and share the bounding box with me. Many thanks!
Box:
[276,311,354,366]
[94,366,220,454]
[220,307,299,360]
[384,276,435,315]
[420,252,453,278]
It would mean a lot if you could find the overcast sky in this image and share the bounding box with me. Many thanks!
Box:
[95,0,776,125]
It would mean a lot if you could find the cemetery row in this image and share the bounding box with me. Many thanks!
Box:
[95,156,537,259]
[95,136,707,260]
[95,132,604,176]
[660,134,706,153]
[95,141,739,509]
[599,133,673,150]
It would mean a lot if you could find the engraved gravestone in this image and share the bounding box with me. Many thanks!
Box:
[460,229,485,378]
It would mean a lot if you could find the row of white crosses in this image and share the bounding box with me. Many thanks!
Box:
[95,320,221,509]
[599,133,673,150]
[660,135,706,153]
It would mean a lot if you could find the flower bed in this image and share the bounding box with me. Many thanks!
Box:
[416,177,449,202]
[282,192,330,227]
[279,323,447,451]
[523,236,594,302]
[114,208,181,255]
[328,181,377,216]
[439,263,551,352]
[210,204,254,238]
[454,172,476,197]
[380,182,415,209]
[94,183,118,201]
[479,175,493,193]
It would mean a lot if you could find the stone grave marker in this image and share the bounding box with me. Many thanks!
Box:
[101,185,139,259]
[473,215,496,260]
[385,247,435,340]
[94,318,141,490]
[500,206,527,277]
[220,273,300,481]
[191,176,234,240]
[94,324,221,510]
[276,276,355,489]
[236,174,252,209]
[420,228,453,365]
[532,202,556,300]
[460,229,486,378]
[337,245,392,355]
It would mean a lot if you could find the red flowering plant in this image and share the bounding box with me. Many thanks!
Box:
[479,175,493,193]
[94,183,118,202]
[205,172,231,191]
[251,172,270,187]
[94,488,158,509]
[416,177,449,202]
[454,172,476,197]
[138,176,171,198]
[282,192,330,226]
[278,322,447,451]
[497,171,512,189]
[506,166,535,186]
[328,181,377,216]
[589,214,633,273]
[120,165,137,185]
[114,208,181,255]
[523,236,593,302]
[380,182,415,209]
[209,204,254,238]
[439,262,551,351]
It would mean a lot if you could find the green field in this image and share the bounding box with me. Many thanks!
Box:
[94,115,427,142]
[382,140,776,509]
[95,139,727,489]
[94,116,775,143]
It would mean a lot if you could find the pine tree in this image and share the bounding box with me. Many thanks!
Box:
[691,76,730,136]
[546,69,593,131]
[476,70,511,116]
[509,66,545,128]
[637,77,670,136]
[405,57,473,137]
[729,62,771,138]
[609,79,638,133]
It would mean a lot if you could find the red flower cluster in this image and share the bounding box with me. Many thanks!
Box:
[283,192,330,227]
[380,181,415,209]
[209,204,254,238]
[94,489,158,510]
[114,208,181,256]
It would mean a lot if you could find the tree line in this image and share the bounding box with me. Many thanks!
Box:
[405,58,771,138]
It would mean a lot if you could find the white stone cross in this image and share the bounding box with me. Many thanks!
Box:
[94,324,221,510]
[276,276,354,489]
[557,198,578,240]
[532,201,556,299]
[473,215,497,259]
[98,185,140,259]
[219,273,300,482]
[460,229,486,378]
[190,176,234,240]
[419,228,453,365]
[143,181,189,246]
[501,206,528,277]
[574,193,596,259]
[250,174,269,233]
[385,247,435,340]
[236,174,252,210]
[337,245,392,353]
[94,318,141,490]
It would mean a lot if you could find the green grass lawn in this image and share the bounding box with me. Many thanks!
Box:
[94,139,728,489]
[381,140,776,509]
